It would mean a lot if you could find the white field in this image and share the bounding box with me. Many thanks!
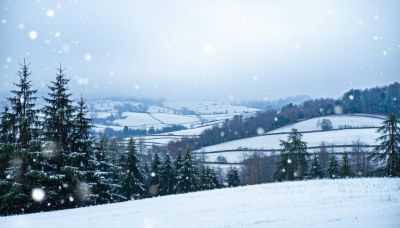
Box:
[1,178,399,228]
[269,115,384,133]
[164,100,260,114]
[196,115,384,163]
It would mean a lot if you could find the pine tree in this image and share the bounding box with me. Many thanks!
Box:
[148,153,161,196]
[1,61,48,215]
[369,113,400,176]
[274,129,309,181]
[200,166,220,190]
[309,154,323,179]
[119,139,146,200]
[227,166,240,187]
[175,148,199,193]
[328,156,339,178]
[42,64,77,209]
[341,152,352,178]
[159,154,176,196]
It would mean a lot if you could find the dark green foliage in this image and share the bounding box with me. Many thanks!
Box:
[175,148,199,193]
[227,166,240,187]
[274,129,309,181]
[328,156,340,178]
[159,154,176,196]
[341,152,353,178]
[309,154,323,178]
[148,153,161,197]
[369,113,400,176]
[200,166,220,190]
[119,139,146,200]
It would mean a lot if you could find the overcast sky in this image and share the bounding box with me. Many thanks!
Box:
[0,0,399,101]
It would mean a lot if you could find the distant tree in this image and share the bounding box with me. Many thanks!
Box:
[227,166,240,187]
[200,166,220,190]
[369,114,400,176]
[148,153,161,196]
[119,139,146,200]
[309,154,323,179]
[341,152,353,178]
[318,118,333,131]
[328,156,340,179]
[175,148,199,193]
[274,129,309,181]
[159,154,176,196]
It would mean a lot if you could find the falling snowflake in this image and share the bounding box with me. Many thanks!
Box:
[202,42,216,56]
[32,188,45,202]
[78,77,89,85]
[274,117,278,122]
[84,53,92,62]
[150,172,156,177]
[28,31,38,40]
[54,32,61,38]
[1,19,6,24]
[18,23,25,30]
[46,9,55,17]
[256,127,265,135]
[287,159,292,164]
[68,196,74,202]
[62,44,70,53]
[6,57,12,63]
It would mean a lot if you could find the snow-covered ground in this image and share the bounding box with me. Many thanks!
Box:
[196,115,384,163]
[164,100,260,114]
[1,178,399,228]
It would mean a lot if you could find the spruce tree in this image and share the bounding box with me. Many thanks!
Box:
[309,154,323,179]
[200,166,220,190]
[42,64,77,209]
[119,139,146,200]
[159,154,176,196]
[274,129,309,181]
[341,152,352,178]
[227,166,240,187]
[148,153,161,196]
[328,156,339,178]
[175,148,199,193]
[369,113,400,176]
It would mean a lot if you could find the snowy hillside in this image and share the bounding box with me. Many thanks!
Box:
[196,115,384,163]
[1,178,399,228]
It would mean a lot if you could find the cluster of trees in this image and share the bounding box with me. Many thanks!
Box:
[167,82,399,155]
[0,61,241,216]
[103,124,187,138]
[240,115,400,184]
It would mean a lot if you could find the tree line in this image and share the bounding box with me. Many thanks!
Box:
[167,82,399,155]
[240,115,400,184]
[0,60,240,216]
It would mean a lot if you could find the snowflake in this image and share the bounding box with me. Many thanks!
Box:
[18,23,25,30]
[6,57,12,63]
[1,19,6,24]
[349,95,354,100]
[202,43,216,56]
[46,9,55,17]
[287,159,292,164]
[32,188,45,202]
[62,44,70,53]
[256,127,264,135]
[84,53,92,62]
[150,172,156,177]
[54,32,61,38]
[274,117,278,122]
[28,31,38,40]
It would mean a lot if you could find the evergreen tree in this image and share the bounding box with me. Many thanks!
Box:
[309,154,323,179]
[274,129,309,181]
[341,152,352,178]
[42,64,77,209]
[119,139,146,200]
[175,148,199,193]
[200,166,220,190]
[369,113,400,176]
[328,156,339,178]
[148,153,161,196]
[227,166,240,187]
[159,154,176,196]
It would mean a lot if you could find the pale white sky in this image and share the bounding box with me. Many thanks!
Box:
[0,0,399,101]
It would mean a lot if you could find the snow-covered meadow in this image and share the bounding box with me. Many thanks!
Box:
[1,178,399,228]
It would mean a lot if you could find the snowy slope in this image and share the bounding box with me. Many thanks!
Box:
[196,115,384,163]
[1,178,399,228]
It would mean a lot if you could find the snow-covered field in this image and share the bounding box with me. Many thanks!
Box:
[1,178,399,228]
[196,115,384,163]
[164,100,260,114]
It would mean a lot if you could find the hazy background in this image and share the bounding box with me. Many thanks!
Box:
[0,0,399,101]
